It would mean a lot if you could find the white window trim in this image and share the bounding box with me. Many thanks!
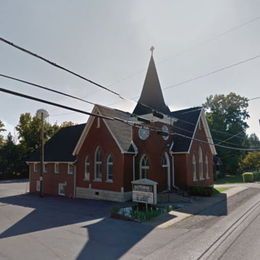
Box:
[84,156,90,181]
[106,154,113,182]
[54,163,59,174]
[94,147,102,181]
[192,154,197,182]
[68,164,74,175]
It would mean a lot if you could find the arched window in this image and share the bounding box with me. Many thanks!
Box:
[205,155,209,179]
[106,154,113,181]
[199,146,204,180]
[140,154,149,179]
[95,147,102,180]
[84,156,90,181]
[162,152,170,190]
[192,154,197,181]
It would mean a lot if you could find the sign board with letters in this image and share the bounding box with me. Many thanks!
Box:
[132,179,158,205]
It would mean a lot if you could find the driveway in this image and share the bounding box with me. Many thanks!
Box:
[1,180,260,260]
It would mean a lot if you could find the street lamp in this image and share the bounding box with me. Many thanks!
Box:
[36,109,49,197]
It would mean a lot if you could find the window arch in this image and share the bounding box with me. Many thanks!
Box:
[140,154,149,179]
[205,155,209,179]
[84,156,90,180]
[192,154,197,181]
[162,152,170,190]
[106,154,113,181]
[95,146,102,180]
[199,146,204,180]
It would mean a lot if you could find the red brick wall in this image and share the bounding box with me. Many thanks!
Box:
[174,154,188,189]
[29,162,75,197]
[132,123,173,192]
[76,117,133,192]
[188,118,214,187]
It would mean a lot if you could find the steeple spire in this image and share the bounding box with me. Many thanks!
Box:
[133,47,170,116]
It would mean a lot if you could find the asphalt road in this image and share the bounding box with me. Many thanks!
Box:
[0,180,260,260]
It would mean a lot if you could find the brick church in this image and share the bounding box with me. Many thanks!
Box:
[28,51,217,202]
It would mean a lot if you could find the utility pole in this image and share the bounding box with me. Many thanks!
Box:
[36,109,49,198]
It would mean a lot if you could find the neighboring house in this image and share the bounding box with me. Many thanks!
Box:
[27,52,217,201]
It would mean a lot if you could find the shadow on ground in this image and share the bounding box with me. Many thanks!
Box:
[0,193,154,259]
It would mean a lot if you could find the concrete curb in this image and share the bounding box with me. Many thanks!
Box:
[156,185,249,229]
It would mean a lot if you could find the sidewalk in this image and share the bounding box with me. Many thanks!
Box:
[150,184,249,228]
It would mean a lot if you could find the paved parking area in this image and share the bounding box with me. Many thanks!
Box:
[0,181,154,260]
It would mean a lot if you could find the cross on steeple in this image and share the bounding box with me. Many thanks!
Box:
[150,46,155,56]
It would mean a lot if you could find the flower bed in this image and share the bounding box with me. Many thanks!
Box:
[111,204,174,222]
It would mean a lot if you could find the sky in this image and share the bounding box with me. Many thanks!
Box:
[0,0,260,140]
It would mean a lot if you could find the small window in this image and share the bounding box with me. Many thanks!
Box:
[36,180,40,192]
[140,154,149,179]
[58,183,66,196]
[205,155,209,179]
[43,163,47,173]
[199,147,204,180]
[84,156,90,181]
[106,154,113,181]
[54,163,59,174]
[68,164,74,175]
[192,154,197,182]
[95,146,102,180]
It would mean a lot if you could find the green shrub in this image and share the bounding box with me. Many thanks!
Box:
[242,172,254,182]
[189,186,214,196]
[253,172,260,181]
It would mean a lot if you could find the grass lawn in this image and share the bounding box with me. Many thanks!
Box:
[214,174,243,185]
[213,186,231,195]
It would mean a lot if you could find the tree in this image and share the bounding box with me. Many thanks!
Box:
[16,113,59,154]
[0,120,6,146]
[0,133,25,178]
[246,133,260,148]
[203,92,249,174]
[59,121,75,128]
[239,152,260,172]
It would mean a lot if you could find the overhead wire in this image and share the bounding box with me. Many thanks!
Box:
[2,87,260,152]
[1,37,259,146]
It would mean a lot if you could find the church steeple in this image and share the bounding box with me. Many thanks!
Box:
[133,47,171,116]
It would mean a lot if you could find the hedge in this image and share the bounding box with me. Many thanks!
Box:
[242,172,254,182]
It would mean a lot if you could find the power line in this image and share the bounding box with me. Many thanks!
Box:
[2,86,260,152]
[0,73,96,106]
[0,87,111,120]
[164,54,260,90]
[0,37,124,99]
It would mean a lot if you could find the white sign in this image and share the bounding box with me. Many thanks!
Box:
[132,191,154,204]
[132,179,158,204]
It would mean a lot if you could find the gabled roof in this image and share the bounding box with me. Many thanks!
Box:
[171,107,217,155]
[27,124,85,162]
[97,105,133,152]
[73,105,134,155]
[171,107,202,153]
[133,55,171,116]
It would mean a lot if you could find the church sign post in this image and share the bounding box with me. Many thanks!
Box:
[132,179,158,205]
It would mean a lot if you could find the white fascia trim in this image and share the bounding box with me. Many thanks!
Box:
[130,141,138,155]
[187,109,202,154]
[201,110,217,155]
[186,109,217,155]
[72,106,97,156]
